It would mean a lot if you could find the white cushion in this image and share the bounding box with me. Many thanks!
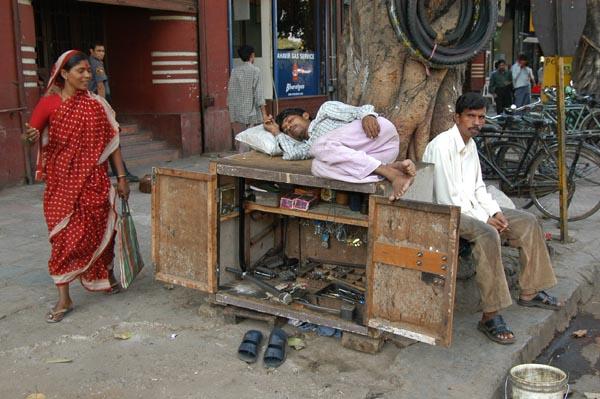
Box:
[235,125,283,156]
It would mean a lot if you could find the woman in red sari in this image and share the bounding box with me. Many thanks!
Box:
[24,50,130,322]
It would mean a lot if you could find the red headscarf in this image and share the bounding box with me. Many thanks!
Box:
[35,50,119,181]
[45,49,81,96]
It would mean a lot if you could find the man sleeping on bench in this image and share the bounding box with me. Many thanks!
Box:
[263,101,415,201]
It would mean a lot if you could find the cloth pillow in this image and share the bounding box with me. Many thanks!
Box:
[235,125,283,156]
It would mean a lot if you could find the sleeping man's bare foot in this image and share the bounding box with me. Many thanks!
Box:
[374,160,416,201]
[390,159,416,177]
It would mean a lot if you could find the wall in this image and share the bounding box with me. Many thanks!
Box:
[107,7,202,155]
[198,0,231,152]
[0,1,38,188]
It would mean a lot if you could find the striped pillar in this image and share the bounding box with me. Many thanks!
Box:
[470,52,486,92]
[147,13,200,113]
[151,51,199,85]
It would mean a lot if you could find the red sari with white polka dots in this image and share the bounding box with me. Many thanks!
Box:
[29,90,119,291]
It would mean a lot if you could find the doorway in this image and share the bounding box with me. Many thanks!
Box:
[33,0,105,83]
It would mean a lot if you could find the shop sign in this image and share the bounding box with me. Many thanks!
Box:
[276,51,318,98]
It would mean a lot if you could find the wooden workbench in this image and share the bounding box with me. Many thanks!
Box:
[152,152,460,347]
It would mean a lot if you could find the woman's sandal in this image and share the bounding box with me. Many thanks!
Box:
[518,291,563,310]
[477,314,515,345]
[105,283,121,295]
[46,307,74,323]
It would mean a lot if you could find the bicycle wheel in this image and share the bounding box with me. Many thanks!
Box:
[492,141,531,177]
[579,109,600,149]
[577,108,600,130]
[529,144,600,221]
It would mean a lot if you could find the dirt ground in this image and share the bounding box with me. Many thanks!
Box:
[0,183,415,399]
[2,157,599,399]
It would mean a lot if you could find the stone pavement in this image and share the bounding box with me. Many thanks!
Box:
[0,154,598,399]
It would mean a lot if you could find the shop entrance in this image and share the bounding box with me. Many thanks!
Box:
[33,0,105,83]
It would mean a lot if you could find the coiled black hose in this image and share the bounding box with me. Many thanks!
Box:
[387,0,498,67]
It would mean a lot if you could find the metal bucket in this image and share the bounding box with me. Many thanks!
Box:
[508,364,568,399]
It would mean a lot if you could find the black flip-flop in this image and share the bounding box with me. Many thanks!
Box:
[263,328,287,368]
[237,330,263,363]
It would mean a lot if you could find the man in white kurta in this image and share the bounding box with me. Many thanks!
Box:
[423,93,562,345]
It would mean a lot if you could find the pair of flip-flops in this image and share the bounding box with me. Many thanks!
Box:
[237,328,287,368]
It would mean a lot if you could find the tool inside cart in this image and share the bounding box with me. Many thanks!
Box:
[219,181,375,323]
[225,245,367,322]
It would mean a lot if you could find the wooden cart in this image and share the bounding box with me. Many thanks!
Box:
[152,152,460,347]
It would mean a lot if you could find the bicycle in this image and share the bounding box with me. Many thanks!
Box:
[484,99,544,133]
[476,119,600,221]
[541,88,600,151]
[485,97,600,160]
[481,102,550,180]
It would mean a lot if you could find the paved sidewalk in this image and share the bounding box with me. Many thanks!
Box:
[1,154,598,399]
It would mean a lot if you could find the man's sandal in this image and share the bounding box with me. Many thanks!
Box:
[237,330,263,363]
[46,307,73,323]
[478,314,515,345]
[518,291,562,311]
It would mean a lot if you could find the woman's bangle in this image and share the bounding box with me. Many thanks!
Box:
[117,175,127,181]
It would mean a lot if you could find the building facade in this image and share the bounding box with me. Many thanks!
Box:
[1,0,337,188]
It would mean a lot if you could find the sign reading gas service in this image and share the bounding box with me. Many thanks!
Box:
[276,51,318,98]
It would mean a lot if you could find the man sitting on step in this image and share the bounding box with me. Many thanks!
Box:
[422,92,564,345]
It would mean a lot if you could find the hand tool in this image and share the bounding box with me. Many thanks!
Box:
[226,267,292,305]
[326,275,366,293]
[294,298,355,320]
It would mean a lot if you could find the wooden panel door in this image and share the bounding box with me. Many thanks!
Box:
[152,167,218,293]
[366,197,461,347]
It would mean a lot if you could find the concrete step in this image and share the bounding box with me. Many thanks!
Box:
[116,122,181,175]
[121,140,173,157]
[119,123,139,134]
[120,131,153,145]
[123,148,181,172]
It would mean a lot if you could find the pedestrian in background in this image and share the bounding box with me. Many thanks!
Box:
[512,53,536,108]
[88,41,138,182]
[227,44,268,151]
[24,50,129,322]
[489,59,513,114]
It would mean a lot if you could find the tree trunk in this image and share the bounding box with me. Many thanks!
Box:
[338,0,465,161]
[573,0,600,98]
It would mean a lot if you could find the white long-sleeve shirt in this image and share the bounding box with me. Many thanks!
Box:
[275,101,378,160]
[422,124,501,222]
[512,63,535,89]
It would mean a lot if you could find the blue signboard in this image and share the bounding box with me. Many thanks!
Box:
[276,50,319,98]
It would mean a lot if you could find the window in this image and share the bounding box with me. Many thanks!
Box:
[275,0,324,98]
[231,0,262,58]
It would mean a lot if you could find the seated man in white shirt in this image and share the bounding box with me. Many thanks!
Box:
[263,101,415,200]
[422,92,564,345]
